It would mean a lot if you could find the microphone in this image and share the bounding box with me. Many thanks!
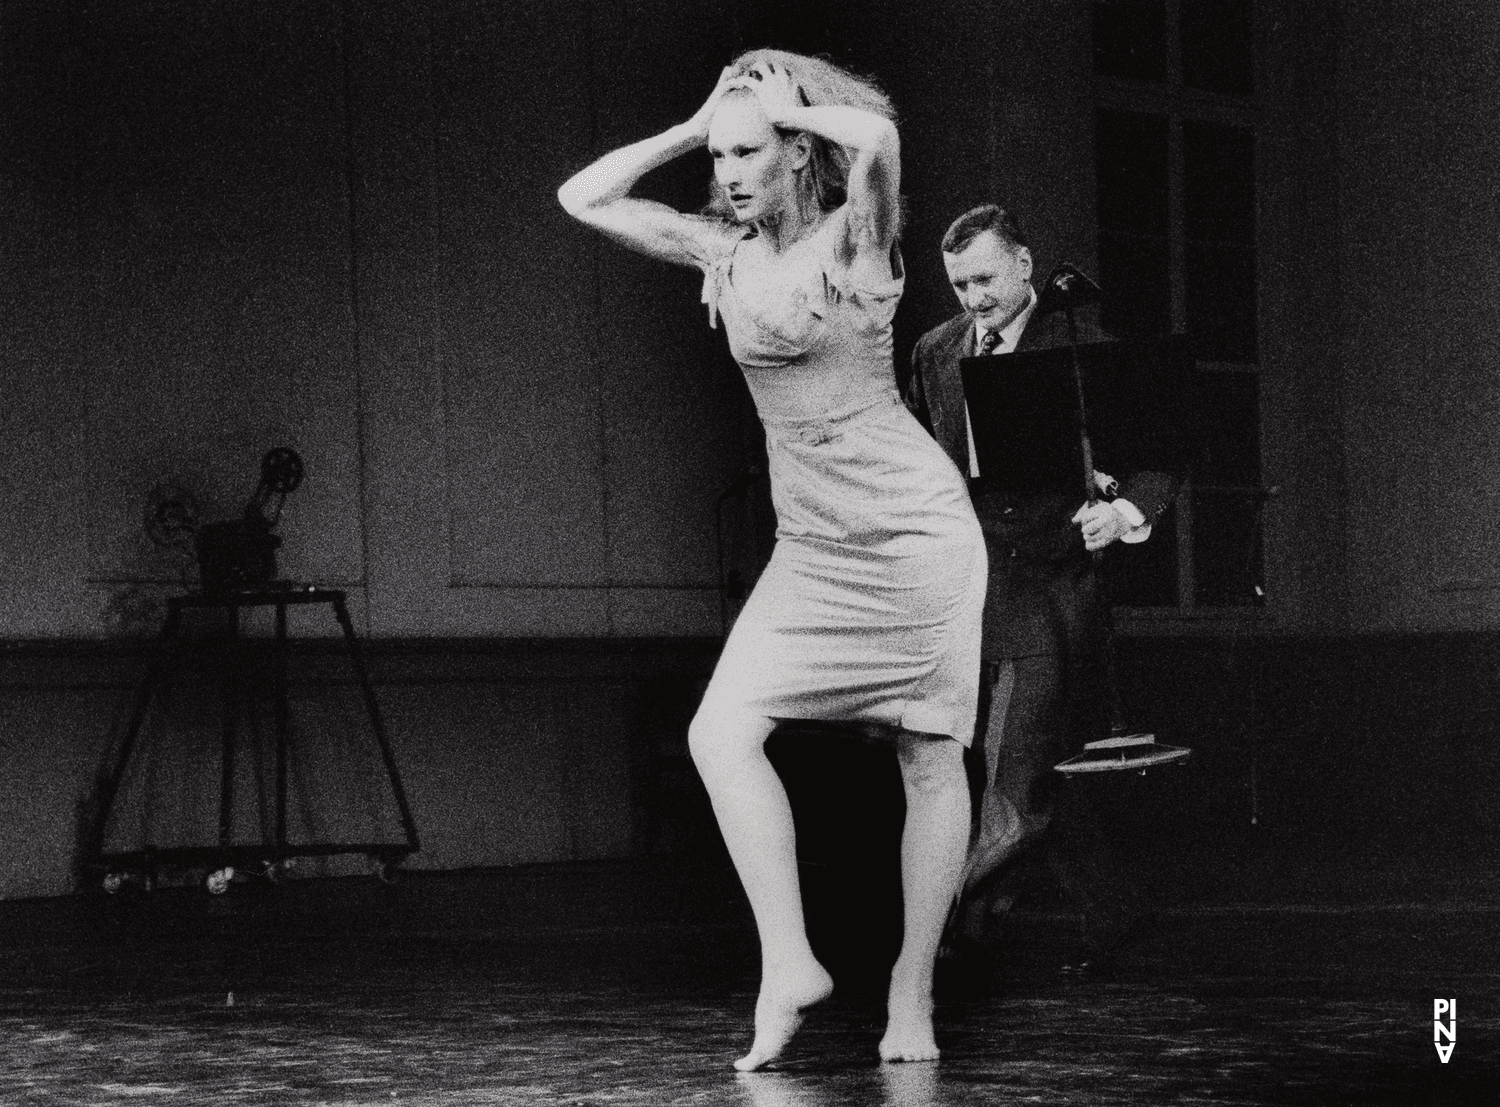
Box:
[1035,264,1103,318]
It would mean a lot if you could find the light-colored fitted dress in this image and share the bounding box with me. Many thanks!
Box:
[694,213,986,743]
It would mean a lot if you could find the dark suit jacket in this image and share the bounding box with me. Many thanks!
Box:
[906,308,1182,661]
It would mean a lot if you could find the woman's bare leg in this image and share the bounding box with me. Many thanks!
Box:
[880,733,970,1062]
[689,707,833,1070]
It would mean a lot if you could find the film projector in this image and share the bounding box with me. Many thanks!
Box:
[145,446,304,591]
[94,446,420,895]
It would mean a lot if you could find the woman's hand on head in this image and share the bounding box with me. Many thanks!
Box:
[688,66,749,141]
[741,59,804,128]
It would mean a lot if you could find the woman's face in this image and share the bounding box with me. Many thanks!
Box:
[708,93,804,224]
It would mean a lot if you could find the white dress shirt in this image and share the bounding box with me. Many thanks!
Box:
[963,288,1038,479]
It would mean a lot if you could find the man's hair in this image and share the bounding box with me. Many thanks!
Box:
[941,204,1029,255]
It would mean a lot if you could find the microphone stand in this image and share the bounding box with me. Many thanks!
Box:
[1037,269,1195,782]
[1037,266,1133,738]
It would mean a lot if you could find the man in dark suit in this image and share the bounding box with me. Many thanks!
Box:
[904,204,1182,964]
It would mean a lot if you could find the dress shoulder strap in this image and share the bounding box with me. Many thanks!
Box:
[698,224,753,330]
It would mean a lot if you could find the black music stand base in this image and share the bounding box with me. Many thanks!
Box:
[86,586,420,894]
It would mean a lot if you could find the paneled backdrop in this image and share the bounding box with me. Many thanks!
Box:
[3,0,1500,901]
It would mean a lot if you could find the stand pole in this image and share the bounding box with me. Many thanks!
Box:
[219,606,240,848]
[1062,305,1130,737]
[1064,306,1100,511]
[88,602,184,861]
[332,595,421,852]
[275,600,290,852]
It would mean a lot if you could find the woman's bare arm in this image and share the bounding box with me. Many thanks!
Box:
[742,60,900,262]
[558,68,738,268]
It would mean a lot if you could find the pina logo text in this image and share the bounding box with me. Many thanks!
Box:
[1434,998,1456,1063]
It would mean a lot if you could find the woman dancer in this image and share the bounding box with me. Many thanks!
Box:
[559,51,984,1069]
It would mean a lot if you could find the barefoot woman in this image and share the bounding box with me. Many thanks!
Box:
[559,50,984,1068]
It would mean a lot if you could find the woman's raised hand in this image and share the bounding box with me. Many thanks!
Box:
[688,66,747,140]
[741,59,804,128]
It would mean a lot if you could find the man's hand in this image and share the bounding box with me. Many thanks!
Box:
[1072,500,1135,552]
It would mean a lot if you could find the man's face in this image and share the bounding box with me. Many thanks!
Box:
[942,230,1033,332]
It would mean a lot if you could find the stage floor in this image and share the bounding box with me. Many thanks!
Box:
[1,840,1496,1106]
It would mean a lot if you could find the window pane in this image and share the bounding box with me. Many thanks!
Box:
[1093,0,1167,83]
[1193,370,1260,487]
[1099,231,1171,337]
[1105,508,1178,607]
[1184,123,1255,245]
[1182,0,1254,96]
[1186,243,1257,360]
[1193,488,1266,605]
[1096,109,1169,236]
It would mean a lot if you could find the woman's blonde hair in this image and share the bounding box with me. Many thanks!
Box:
[703,49,897,224]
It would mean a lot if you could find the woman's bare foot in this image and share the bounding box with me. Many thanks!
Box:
[878,977,940,1063]
[733,960,834,1071]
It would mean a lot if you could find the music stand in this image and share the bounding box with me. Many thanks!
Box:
[959,335,1194,492]
[961,334,1196,774]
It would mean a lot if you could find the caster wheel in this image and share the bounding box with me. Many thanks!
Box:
[205,867,235,895]
[373,858,400,885]
[104,871,154,894]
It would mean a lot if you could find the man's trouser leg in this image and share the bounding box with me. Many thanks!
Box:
[957,653,1064,937]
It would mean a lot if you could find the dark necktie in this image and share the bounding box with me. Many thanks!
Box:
[979,330,1001,355]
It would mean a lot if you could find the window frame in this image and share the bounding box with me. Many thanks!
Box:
[1092,0,1268,626]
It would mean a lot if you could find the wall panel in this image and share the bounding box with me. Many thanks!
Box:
[69,1,366,598]
[434,0,605,590]
[1338,0,1500,629]
[591,0,756,603]
[1,2,102,636]
[1255,0,1347,631]
[1424,5,1500,600]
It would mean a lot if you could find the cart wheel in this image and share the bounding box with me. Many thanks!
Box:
[205,867,235,895]
[105,871,155,894]
[374,858,400,885]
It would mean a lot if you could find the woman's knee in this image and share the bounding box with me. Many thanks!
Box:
[896,733,966,793]
[687,704,770,768]
[686,709,720,767]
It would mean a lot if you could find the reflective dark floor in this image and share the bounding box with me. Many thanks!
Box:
[2,839,1497,1106]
